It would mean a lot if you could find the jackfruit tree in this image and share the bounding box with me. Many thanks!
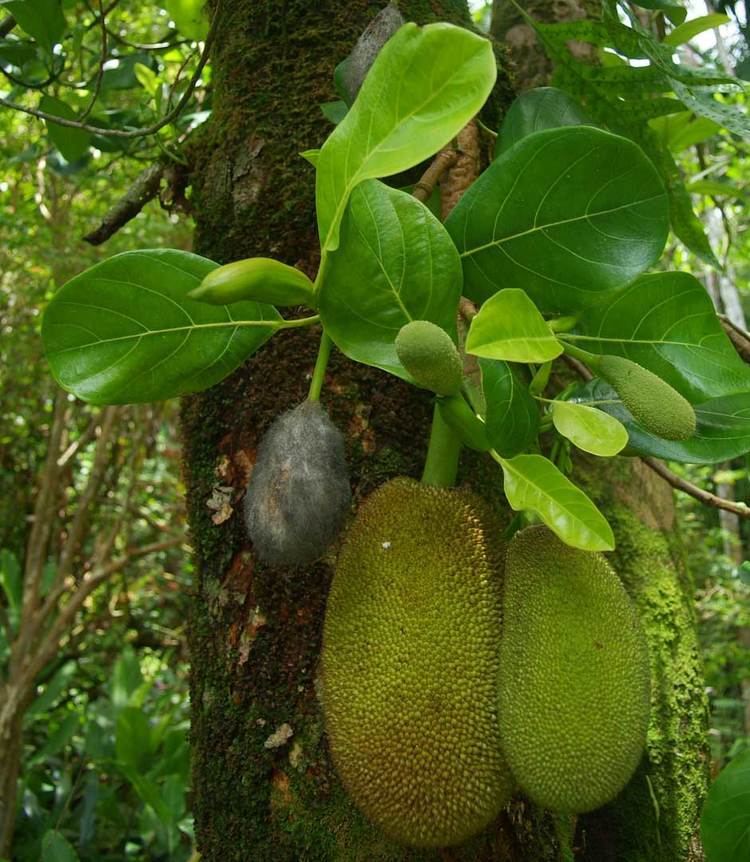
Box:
[7,0,750,857]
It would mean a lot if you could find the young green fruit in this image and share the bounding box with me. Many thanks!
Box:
[596,355,696,441]
[394,320,463,396]
[189,257,315,307]
[498,526,650,814]
[321,478,513,847]
[244,400,350,566]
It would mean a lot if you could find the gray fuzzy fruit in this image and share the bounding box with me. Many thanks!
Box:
[244,400,351,566]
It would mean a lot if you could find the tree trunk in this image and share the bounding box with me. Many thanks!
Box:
[181,2,708,859]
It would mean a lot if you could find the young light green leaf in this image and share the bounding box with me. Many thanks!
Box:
[40,96,91,162]
[319,180,461,380]
[573,272,750,402]
[447,127,669,313]
[189,257,315,307]
[701,749,750,862]
[573,380,750,465]
[466,289,562,362]
[664,13,730,47]
[316,22,497,250]
[42,250,282,405]
[496,453,615,551]
[164,0,209,40]
[551,400,628,457]
[497,87,593,156]
[481,359,539,458]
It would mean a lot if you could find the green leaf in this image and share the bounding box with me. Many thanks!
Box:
[650,111,722,152]
[320,100,348,125]
[39,95,91,162]
[497,87,593,155]
[164,0,208,40]
[574,380,750,464]
[3,0,65,53]
[671,79,750,139]
[316,22,497,250]
[41,830,79,862]
[27,661,77,719]
[496,453,615,551]
[701,749,750,862]
[446,126,669,314]
[29,713,79,765]
[687,179,737,198]
[110,646,143,711]
[573,272,750,402]
[632,0,686,25]
[481,359,539,458]
[134,62,159,97]
[551,400,628,457]
[466,289,562,362]
[664,13,730,47]
[116,707,154,772]
[319,180,461,380]
[42,249,282,405]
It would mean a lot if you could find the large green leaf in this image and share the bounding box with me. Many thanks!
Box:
[42,250,282,405]
[466,289,562,362]
[663,14,730,47]
[164,0,208,40]
[319,180,461,380]
[571,272,750,402]
[481,359,539,458]
[496,453,615,551]
[573,380,750,464]
[446,126,669,313]
[315,22,496,251]
[496,86,593,155]
[551,400,628,457]
[701,749,750,862]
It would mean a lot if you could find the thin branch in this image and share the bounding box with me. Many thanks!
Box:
[0,16,15,38]
[0,0,220,139]
[719,314,750,363]
[83,162,164,244]
[642,457,750,519]
[412,149,458,203]
[79,0,107,123]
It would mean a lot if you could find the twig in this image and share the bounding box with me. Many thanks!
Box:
[0,16,15,37]
[719,314,750,363]
[411,149,458,203]
[83,162,164,244]
[0,0,220,139]
[562,353,593,381]
[642,457,750,519]
[79,0,107,123]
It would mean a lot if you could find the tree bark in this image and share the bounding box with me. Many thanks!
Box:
[182,2,708,859]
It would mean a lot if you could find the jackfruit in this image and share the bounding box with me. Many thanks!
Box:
[244,400,351,566]
[498,525,650,813]
[321,477,514,847]
[597,355,696,441]
[395,320,463,396]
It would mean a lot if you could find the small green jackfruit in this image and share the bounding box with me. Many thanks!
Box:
[321,478,514,847]
[395,320,463,396]
[498,526,650,814]
[597,355,696,441]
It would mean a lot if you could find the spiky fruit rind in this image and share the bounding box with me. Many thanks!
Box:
[598,355,696,441]
[321,477,514,847]
[395,320,463,396]
[499,525,650,814]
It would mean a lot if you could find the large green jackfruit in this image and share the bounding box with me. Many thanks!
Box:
[321,477,514,847]
[498,525,650,814]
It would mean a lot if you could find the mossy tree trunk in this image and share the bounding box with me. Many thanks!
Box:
[181,2,708,859]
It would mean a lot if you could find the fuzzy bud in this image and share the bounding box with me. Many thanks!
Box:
[244,400,351,566]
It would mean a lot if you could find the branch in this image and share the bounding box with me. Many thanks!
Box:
[83,162,164,244]
[0,16,15,38]
[0,1,220,139]
[642,457,750,519]
[720,314,750,363]
[412,149,458,203]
